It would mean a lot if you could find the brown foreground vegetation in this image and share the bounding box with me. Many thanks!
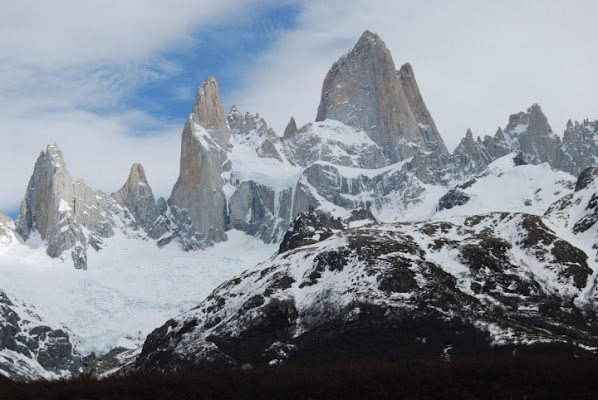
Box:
[1,354,597,399]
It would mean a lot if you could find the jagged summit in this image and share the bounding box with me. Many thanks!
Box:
[16,144,115,269]
[190,75,230,147]
[111,163,157,231]
[315,30,447,163]
[397,62,448,154]
[170,76,230,243]
[282,117,298,140]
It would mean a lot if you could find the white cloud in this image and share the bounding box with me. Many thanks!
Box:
[232,0,598,151]
[0,96,182,212]
[0,0,291,213]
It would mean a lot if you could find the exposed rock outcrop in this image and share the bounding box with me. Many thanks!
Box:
[170,77,230,243]
[452,129,492,170]
[316,31,446,163]
[397,63,448,155]
[132,199,598,373]
[111,163,157,231]
[437,189,470,211]
[0,289,91,380]
[15,145,115,269]
[560,120,598,176]
[494,104,562,166]
[283,120,387,169]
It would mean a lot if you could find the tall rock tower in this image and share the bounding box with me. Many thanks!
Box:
[169,76,230,243]
[316,30,448,162]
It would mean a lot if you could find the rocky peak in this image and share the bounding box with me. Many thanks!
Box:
[111,163,157,231]
[282,117,298,140]
[482,104,563,167]
[226,105,244,133]
[397,63,448,155]
[453,129,492,168]
[505,104,553,139]
[16,144,115,269]
[16,144,74,241]
[190,76,230,147]
[315,31,442,163]
[0,211,11,225]
[559,119,598,176]
[170,77,230,244]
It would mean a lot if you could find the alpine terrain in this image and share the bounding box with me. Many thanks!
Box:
[1,31,598,380]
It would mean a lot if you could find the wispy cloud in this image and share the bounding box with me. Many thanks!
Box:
[0,0,301,214]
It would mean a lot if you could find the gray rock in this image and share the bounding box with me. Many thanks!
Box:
[227,107,285,162]
[147,198,208,251]
[452,129,492,172]
[316,30,445,163]
[283,121,387,169]
[282,117,298,140]
[170,76,229,243]
[15,144,115,269]
[397,63,448,155]
[110,163,157,231]
[559,120,598,176]
[228,182,294,243]
[437,189,470,211]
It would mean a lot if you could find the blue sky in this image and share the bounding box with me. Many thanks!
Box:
[122,2,302,129]
[0,0,597,217]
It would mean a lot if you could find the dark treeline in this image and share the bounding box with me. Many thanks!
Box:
[1,354,597,399]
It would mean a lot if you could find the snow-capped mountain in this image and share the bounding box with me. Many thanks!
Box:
[2,30,596,271]
[1,30,598,380]
[127,167,598,373]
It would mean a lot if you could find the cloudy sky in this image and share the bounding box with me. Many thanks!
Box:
[1,0,596,216]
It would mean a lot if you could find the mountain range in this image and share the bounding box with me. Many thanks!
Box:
[1,30,597,380]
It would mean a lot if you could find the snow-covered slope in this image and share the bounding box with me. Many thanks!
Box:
[2,29,598,381]
[130,189,598,373]
[434,153,576,219]
[0,289,88,380]
[0,230,276,357]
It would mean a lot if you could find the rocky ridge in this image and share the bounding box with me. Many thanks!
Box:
[1,29,598,381]
[127,167,598,373]
[5,31,598,270]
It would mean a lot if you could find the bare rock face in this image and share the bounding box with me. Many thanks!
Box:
[16,145,114,269]
[283,120,387,169]
[316,31,445,162]
[111,163,157,231]
[484,104,563,167]
[397,63,448,155]
[559,119,598,176]
[282,117,298,140]
[170,77,230,243]
[452,129,493,171]
[190,76,230,147]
